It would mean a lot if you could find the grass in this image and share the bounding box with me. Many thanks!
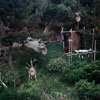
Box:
[0,42,73,100]
[0,38,100,100]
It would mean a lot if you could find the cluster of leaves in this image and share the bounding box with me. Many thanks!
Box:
[62,62,86,83]
[62,61,100,84]
[46,57,67,72]
[75,80,100,100]
[13,46,43,67]
[18,72,68,100]
[0,66,23,89]
[0,88,40,100]
[30,30,53,41]
[84,61,100,83]
[65,61,100,100]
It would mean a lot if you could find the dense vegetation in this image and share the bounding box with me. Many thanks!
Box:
[0,0,100,100]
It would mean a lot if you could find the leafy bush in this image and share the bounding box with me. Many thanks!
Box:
[13,46,43,67]
[84,61,100,83]
[62,61,100,84]
[19,91,40,100]
[63,67,85,83]
[0,88,19,100]
[0,88,41,100]
[75,80,100,100]
[30,30,53,41]
[62,62,86,83]
[0,67,22,88]
[0,83,3,92]
[46,57,67,72]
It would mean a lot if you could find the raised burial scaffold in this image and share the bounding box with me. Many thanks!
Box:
[61,29,99,65]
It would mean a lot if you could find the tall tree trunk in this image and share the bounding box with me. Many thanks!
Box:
[8,46,13,67]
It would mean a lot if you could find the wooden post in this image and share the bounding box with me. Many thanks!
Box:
[92,34,94,50]
[94,40,96,62]
[92,29,95,50]
[68,39,73,65]
[70,39,73,64]
[61,27,64,41]
[61,27,64,52]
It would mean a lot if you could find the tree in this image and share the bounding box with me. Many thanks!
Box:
[0,0,29,67]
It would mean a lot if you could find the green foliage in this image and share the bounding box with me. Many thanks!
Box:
[2,29,29,46]
[75,80,100,100]
[62,61,100,84]
[84,61,100,83]
[13,46,43,67]
[30,30,53,40]
[18,72,68,100]
[0,0,28,29]
[0,66,23,88]
[0,88,19,100]
[56,4,72,21]
[46,57,67,72]
[62,62,87,83]
[0,88,40,100]
[42,3,57,22]
[64,67,85,83]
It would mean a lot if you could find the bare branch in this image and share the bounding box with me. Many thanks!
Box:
[30,59,33,67]
[26,63,31,68]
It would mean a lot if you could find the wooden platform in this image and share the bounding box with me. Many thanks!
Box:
[65,51,99,56]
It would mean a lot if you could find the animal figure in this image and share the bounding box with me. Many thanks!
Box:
[13,37,48,55]
[26,59,37,82]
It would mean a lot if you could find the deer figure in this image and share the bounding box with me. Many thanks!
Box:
[26,59,37,82]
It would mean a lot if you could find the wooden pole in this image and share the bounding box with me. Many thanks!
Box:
[61,27,64,51]
[68,40,70,65]
[92,31,95,50]
[68,39,73,65]
[70,40,72,64]
[92,35,94,50]
[94,40,96,62]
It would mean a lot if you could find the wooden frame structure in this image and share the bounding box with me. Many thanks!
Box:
[61,30,85,53]
[66,40,98,65]
[61,30,98,65]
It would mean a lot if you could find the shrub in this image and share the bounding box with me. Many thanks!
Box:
[84,61,100,83]
[19,91,40,100]
[0,83,3,92]
[62,62,86,83]
[62,61,100,84]
[63,67,85,83]
[30,30,53,41]
[13,46,43,67]
[0,88,19,100]
[46,57,67,72]
[75,80,100,100]
[0,88,41,100]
